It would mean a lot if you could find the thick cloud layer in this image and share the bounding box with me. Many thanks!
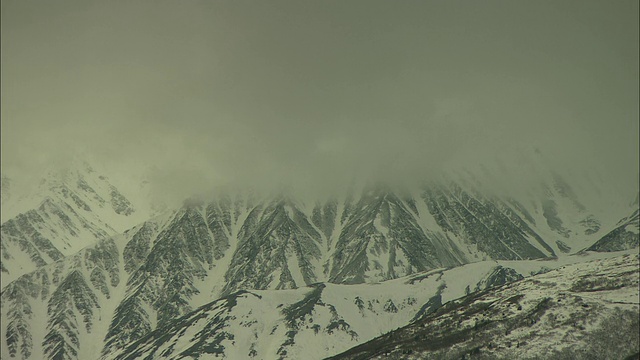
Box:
[2,0,638,200]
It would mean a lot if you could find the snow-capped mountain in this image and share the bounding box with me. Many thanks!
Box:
[327,253,639,360]
[1,155,637,360]
[1,187,636,360]
[0,161,149,287]
[2,220,633,360]
[101,183,568,357]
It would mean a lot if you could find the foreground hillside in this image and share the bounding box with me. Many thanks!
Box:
[328,253,640,360]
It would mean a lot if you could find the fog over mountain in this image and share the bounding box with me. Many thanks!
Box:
[1,3,639,360]
[2,0,638,203]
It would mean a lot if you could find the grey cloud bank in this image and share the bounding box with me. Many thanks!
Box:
[1,0,638,199]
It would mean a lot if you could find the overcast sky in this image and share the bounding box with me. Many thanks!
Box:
[1,0,638,198]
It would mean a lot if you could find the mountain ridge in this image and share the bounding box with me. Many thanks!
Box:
[1,158,637,360]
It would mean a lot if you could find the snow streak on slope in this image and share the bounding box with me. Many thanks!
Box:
[328,253,640,360]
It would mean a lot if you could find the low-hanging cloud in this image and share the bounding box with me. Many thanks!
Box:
[2,0,638,202]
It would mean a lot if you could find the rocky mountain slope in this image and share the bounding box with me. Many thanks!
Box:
[586,208,639,252]
[328,253,640,360]
[0,162,147,287]
[0,211,177,360]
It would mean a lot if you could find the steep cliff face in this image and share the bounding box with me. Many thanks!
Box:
[222,198,324,295]
[329,189,466,284]
[102,196,256,353]
[421,183,554,261]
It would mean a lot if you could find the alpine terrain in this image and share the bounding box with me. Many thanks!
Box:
[0,159,638,360]
[0,161,151,287]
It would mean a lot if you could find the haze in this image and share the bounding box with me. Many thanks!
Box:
[1,0,638,200]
